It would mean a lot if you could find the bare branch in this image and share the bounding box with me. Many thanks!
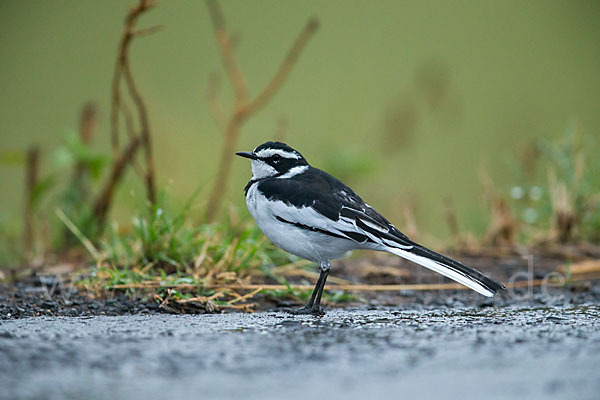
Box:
[93,136,141,228]
[72,102,98,201]
[110,66,122,159]
[242,17,319,119]
[119,100,137,140]
[205,0,248,102]
[23,146,40,264]
[119,101,147,180]
[110,0,158,204]
[205,120,238,221]
[118,100,146,180]
[94,0,159,229]
[132,25,164,37]
[79,102,98,145]
[207,72,227,133]
[203,3,319,221]
[122,54,156,204]
[111,0,155,158]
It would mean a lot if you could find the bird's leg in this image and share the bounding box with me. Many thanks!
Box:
[306,270,325,308]
[287,261,330,316]
[313,261,330,309]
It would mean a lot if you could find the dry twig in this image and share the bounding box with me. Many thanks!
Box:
[204,0,319,221]
[93,0,161,228]
[72,103,98,202]
[227,287,263,304]
[480,170,518,247]
[23,146,40,264]
[93,136,141,226]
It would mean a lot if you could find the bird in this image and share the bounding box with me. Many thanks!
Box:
[237,141,505,314]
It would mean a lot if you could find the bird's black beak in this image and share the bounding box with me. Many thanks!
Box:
[236,151,258,160]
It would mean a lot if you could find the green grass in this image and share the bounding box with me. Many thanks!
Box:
[508,125,600,243]
[70,188,299,304]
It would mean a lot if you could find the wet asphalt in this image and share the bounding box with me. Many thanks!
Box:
[0,305,599,400]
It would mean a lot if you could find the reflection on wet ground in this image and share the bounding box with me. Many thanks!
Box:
[1,306,599,399]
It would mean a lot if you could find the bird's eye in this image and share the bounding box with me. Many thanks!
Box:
[271,155,281,163]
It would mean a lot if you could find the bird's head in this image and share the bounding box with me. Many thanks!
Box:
[236,141,308,179]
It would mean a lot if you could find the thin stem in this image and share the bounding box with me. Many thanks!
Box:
[93,136,141,229]
[242,17,319,119]
[122,57,156,204]
[205,0,248,102]
[23,146,39,264]
[204,0,318,221]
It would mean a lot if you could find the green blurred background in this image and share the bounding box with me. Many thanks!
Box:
[1,0,599,240]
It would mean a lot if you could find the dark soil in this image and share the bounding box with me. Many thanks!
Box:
[0,280,162,320]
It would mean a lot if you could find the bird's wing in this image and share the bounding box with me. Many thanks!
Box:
[258,167,413,247]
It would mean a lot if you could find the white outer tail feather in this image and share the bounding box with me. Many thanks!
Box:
[386,247,495,297]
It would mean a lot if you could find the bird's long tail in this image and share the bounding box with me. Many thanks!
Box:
[386,245,505,297]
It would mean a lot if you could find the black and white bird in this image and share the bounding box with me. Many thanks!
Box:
[237,141,504,314]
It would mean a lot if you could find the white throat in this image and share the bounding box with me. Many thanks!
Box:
[251,160,277,179]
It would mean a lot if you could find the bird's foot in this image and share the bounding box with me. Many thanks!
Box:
[285,306,325,316]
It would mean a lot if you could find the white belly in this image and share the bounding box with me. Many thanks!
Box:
[246,184,358,262]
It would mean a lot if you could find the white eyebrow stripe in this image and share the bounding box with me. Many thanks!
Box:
[255,149,300,159]
[277,165,308,179]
